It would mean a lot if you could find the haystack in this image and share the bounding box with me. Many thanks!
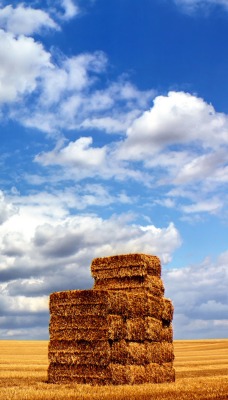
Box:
[48,253,175,385]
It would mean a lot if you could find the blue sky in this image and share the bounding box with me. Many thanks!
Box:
[0,0,228,340]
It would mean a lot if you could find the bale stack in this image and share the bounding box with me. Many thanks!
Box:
[48,253,175,385]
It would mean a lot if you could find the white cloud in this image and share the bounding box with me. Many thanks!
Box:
[0,191,17,224]
[0,29,51,103]
[59,0,80,20]
[39,51,107,106]
[35,137,107,175]
[0,4,59,35]
[119,91,228,160]
[164,252,228,338]
[116,91,228,214]
[0,189,181,338]
[181,197,223,214]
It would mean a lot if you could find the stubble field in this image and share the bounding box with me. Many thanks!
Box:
[0,339,228,400]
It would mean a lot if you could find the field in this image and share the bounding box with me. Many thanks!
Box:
[0,339,228,400]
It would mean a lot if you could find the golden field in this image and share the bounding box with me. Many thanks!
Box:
[0,339,228,400]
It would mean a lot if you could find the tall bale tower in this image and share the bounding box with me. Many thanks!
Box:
[48,254,175,385]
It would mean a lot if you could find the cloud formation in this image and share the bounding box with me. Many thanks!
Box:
[0,4,58,35]
[0,29,51,103]
[164,252,228,339]
[0,191,181,339]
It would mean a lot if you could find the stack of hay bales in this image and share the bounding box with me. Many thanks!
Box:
[48,254,175,385]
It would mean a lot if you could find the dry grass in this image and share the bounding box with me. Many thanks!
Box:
[0,339,228,399]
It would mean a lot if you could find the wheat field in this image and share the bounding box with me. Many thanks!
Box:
[0,339,228,400]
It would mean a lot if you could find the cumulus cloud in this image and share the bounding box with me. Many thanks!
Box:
[0,4,59,35]
[116,91,228,214]
[36,136,107,171]
[119,91,228,160]
[164,252,228,338]
[0,189,181,338]
[59,0,80,20]
[0,191,17,224]
[0,29,51,103]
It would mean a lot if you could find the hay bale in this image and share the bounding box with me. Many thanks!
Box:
[48,363,111,385]
[91,254,161,278]
[145,317,163,341]
[109,363,130,385]
[108,315,126,341]
[162,298,174,324]
[48,349,110,366]
[146,342,175,364]
[49,327,109,341]
[128,365,146,384]
[160,325,173,342]
[110,341,148,365]
[126,317,164,342]
[145,362,175,383]
[126,318,146,341]
[49,315,108,330]
[109,364,147,385]
[48,340,109,353]
[50,303,108,317]
[94,276,164,297]
[107,291,128,315]
[110,340,128,364]
[48,253,175,386]
[50,289,108,308]
[48,340,111,366]
[127,342,147,365]
[107,291,164,319]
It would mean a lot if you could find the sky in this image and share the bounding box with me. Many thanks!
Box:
[0,0,228,340]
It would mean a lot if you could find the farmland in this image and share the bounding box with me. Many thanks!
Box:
[0,339,228,399]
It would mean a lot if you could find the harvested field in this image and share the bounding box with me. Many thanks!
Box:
[0,339,228,399]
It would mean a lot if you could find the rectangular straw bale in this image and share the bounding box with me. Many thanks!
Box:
[107,291,128,315]
[48,366,111,385]
[125,292,147,318]
[91,254,161,277]
[50,302,108,317]
[145,317,163,341]
[48,363,110,379]
[50,289,108,308]
[110,341,147,365]
[109,364,147,385]
[108,315,126,340]
[162,298,174,323]
[49,315,108,331]
[147,294,163,319]
[49,327,108,341]
[127,342,147,365]
[92,265,147,280]
[110,340,128,364]
[128,365,146,384]
[144,363,162,383]
[160,325,173,342]
[145,362,175,383]
[108,292,165,318]
[126,318,146,341]
[161,362,175,382]
[48,348,110,366]
[146,342,175,364]
[48,364,111,385]
[93,275,164,297]
[48,340,109,353]
[109,363,130,385]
